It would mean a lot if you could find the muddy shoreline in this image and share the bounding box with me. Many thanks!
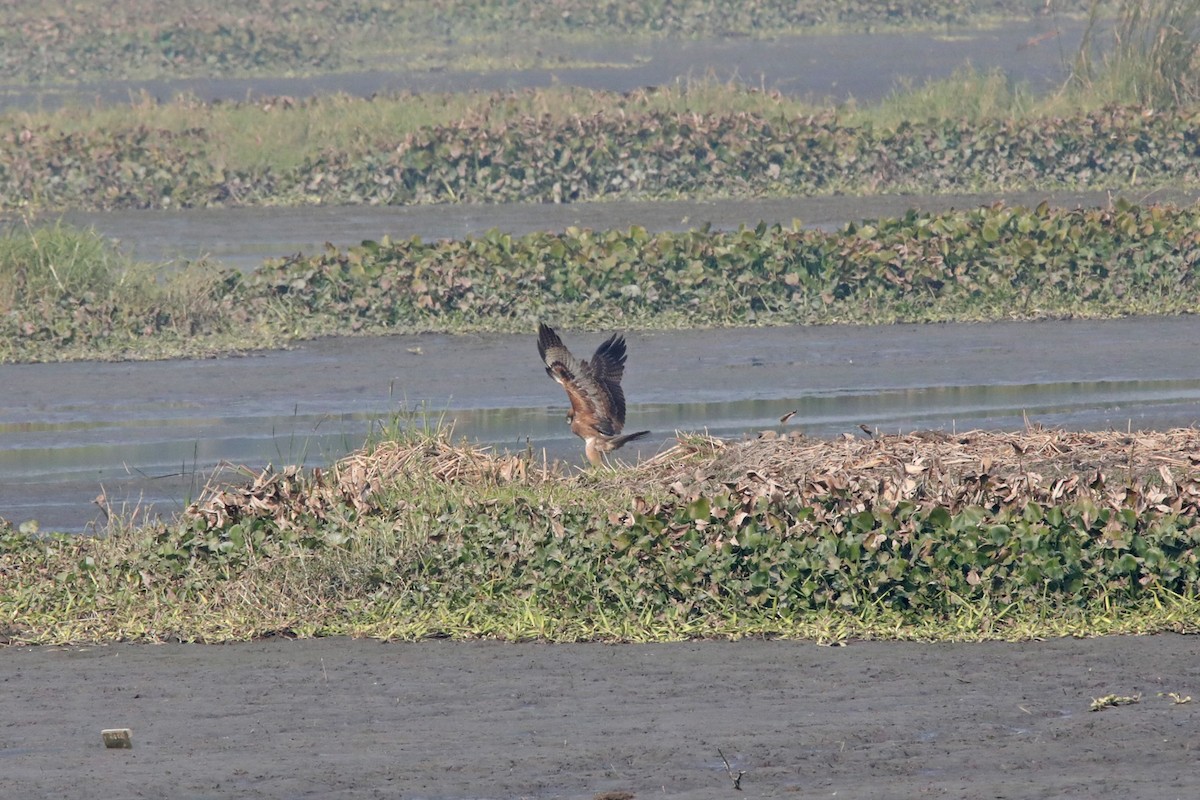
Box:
[3,634,1197,799]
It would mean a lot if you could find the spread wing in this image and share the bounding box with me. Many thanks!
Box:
[585,333,628,430]
[538,323,624,436]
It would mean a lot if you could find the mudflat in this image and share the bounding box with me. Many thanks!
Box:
[3,634,1197,799]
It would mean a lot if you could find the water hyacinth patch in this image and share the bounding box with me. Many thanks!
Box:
[239,200,1200,333]
[2,200,1198,363]
[5,104,1200,211]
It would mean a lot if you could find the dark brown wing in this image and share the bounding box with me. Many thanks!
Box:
[585,334,628,430]
[537,323,620,436]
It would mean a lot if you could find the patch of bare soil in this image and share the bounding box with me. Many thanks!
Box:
[2,635,1197,799]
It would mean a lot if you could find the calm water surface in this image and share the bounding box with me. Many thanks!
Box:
[2,18,1088,110]
[3,318,1199,532]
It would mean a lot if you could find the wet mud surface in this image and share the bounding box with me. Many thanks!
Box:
[2,635,1197,799]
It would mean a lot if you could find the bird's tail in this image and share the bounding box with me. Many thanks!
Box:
[609,430,651,451]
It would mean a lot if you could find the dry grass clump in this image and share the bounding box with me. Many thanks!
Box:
[187,426,1200,533]
[186,436,562,531]
[655,427,1200,484]
[654,427,1200,513]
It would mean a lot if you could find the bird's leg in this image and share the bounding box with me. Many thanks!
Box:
[584,438,604,468]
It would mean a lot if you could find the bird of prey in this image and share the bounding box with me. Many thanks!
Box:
[537,322,650,467]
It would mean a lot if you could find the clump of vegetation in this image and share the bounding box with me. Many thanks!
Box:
[6,96,1200,212]
[1073,0,1200,108]
[0,218,127,312]
[4,426,1200,645]
[3,200,1198,363]
[240,200,1200,334]
[4,1,1198,214]
[0,220,274,362]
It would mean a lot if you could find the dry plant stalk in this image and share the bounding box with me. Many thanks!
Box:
[185,428,1200,532]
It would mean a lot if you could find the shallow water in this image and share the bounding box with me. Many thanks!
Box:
[54,188,1200,273]
[2,18,1086,111]
[3,317,1199,532]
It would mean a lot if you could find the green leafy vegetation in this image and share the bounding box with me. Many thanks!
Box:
[4,427,1199,644]
[3,199,1197,363]
[237,200,1200,332]
[6,98,1200,212]
[2,0,1195,212]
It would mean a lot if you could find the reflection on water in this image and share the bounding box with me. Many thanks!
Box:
[8,377,1196,533]
[460,379,1200,453]
[0,412,380,530]
[0,419,368,482]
